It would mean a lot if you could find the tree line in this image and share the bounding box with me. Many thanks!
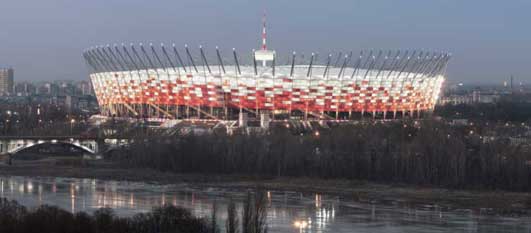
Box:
[109,120,531,191]
[0,192,269,233]
[0,198,210,233]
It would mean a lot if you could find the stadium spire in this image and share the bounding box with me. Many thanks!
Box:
[261,10,267,51]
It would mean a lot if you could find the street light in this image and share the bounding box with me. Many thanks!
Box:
[70,119,76,135]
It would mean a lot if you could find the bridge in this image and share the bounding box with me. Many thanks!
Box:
[0,136,103,155]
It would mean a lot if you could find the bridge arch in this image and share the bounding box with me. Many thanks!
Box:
[8,140,96,155]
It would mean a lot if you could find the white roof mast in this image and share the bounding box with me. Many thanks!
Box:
[254,11,275,67]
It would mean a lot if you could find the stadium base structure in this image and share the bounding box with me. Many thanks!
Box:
[83,45,450,123]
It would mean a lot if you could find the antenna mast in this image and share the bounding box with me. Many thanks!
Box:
[255,10,275,67]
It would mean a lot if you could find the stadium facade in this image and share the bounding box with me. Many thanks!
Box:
[83,19,450,124]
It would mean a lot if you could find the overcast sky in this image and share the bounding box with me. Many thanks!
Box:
[0,0,530,84]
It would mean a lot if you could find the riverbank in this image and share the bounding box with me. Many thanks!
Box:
[0,160,530,216]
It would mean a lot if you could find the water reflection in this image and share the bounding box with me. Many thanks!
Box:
[0,176,530,233]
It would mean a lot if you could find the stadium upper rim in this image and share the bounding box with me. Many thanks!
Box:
[82,44,451,79]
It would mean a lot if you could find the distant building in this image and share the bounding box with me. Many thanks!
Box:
[36,83,50,95]
[0,68,14,96]
[58,81,72,95]
[75,80,94,96]
[438,90,500,105]
[14,82,36,96]
[36,82,59,96]
[471,90,500,103]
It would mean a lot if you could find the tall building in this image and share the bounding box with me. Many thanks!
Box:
[0,68,14,96]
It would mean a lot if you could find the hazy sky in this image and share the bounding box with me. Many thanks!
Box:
[0,0,530,84]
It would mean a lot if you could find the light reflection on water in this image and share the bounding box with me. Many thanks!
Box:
[0,176,530,233]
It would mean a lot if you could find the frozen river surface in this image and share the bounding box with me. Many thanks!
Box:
[0,176,529,233]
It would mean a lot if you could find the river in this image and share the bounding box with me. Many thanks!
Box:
[0,176,529,233]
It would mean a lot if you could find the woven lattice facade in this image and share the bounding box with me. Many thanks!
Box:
[83,45,450,120]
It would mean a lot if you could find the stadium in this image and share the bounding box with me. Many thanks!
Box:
[83,19,450,127]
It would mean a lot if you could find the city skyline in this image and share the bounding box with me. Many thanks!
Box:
[0,0,530,84]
